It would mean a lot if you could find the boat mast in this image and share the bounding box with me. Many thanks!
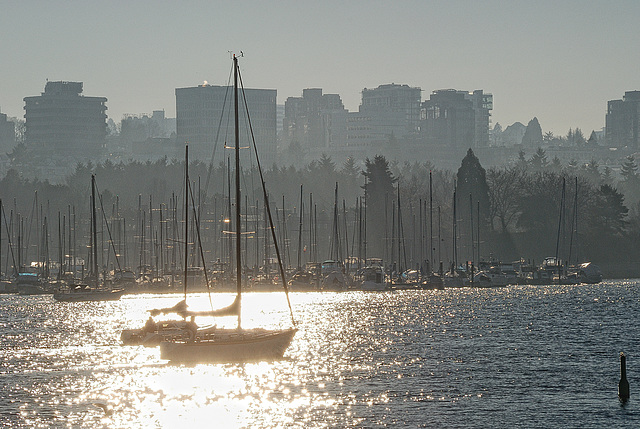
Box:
[452,184,457,273]
[429,171,433,274]
[234,54,242,328]
[297,184,303,271]
[91,175,99,282]
[184,145,189,300]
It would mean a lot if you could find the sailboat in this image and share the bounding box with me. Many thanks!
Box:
[158,54,297,363]
[53,175,125,302]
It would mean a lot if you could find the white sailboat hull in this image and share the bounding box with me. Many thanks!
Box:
[121,323,219,347]
[160,327,297,363]
[54,289,125,302]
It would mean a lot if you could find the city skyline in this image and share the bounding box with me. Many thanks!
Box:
[1,1,639,136]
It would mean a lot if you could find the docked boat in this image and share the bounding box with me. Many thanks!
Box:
[357,265,387,291]
[54,175,125,302]
[15,272,50,295]
[121,301,219,346]
[160,326,297,363]
[157,55,297,363]
[53,284,125,302]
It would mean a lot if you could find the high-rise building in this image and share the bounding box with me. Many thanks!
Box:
[468,90,493,148]
[360,83,422,135]
[0,112,15,153]
[176,85,277,164]
[23,81,107,157]
[606,91,640,149]
[283,88,348,152]
[419,89,492,149]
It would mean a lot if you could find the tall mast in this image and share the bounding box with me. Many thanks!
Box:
[429,171,433,273]
[91,175,98,281]
[234,54,242,328]
[555,177,566,264]
[297,184,303,270]
[184,145,189,300]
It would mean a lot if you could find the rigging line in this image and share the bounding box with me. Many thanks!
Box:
[93,180,123,272]
[24,191,38,267]
[203,66,234,202]
[187,177,215,312]
[237,64,296,327]
[238,92,259,213]
[0,200,18,276]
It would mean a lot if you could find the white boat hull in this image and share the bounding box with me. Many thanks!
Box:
[160,327,297,363]
[121,323,218,347]
[53,289,125,302]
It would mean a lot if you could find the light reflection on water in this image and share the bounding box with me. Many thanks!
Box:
[0,282,639,427]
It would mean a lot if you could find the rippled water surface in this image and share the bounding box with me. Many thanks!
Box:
[1,281,639,428]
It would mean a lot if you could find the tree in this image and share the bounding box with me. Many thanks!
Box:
[516,150,528,170]
[574,128,586,146]
[317,153,336,175]
[363,155,396,258]
[619,155,640,205]
[602,166,614,186]
[620,155,638,182]
[543,131,555,145]
[341,157,359,178]
[581,159,601,184]
[550,156,562,173]
[529,147,549,172]
[515,172,565,249]
[565,159,579,177]
[522,117,543,147]
[487,167,524,233]
[587,130,598,146]
[285,140,305,167]
[456,149,490,260]
[591,184,628,237]
[8,142,27,164]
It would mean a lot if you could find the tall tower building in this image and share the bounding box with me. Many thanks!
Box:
[0,112,15,153]
[23,81,107,158]
[606,91,640,149]
[175,85,277,164]
[283,88,348,152]
[419,89,492,149]
[360,83,422,135]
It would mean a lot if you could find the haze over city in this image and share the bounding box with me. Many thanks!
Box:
[2,0,639,135]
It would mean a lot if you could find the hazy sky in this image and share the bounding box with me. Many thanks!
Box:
[1,0,639,136]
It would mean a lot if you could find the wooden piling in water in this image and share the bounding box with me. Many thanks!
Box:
[619,352,630,403]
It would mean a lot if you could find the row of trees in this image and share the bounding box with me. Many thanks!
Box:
[0,149,638,276]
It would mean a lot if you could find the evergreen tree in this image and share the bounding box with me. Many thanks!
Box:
[529,147,549,172]
[550,156,562,173]
[456,149,490,260]
[567,128,574,146]
[516,150,528,170]
[565,159,579,177]
[620,155,638,182]
[317,153,336,175]
[602,166,614,186]
[592,184,628,236]
[363,155,396,258]
[574,128,586,146]
[522,117,543,147]
[620,155,640,205]
[341,157,359,178]
[582,159,601,184]
[543,131,555,144]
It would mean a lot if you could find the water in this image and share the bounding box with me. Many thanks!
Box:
[0,281,639,428]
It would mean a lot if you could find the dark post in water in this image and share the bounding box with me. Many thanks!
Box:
[619,352,630,403]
